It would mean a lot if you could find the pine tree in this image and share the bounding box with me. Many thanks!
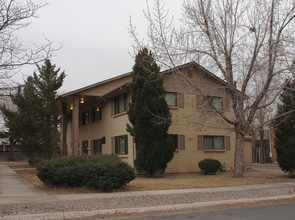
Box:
[127,48,174,176]
[273,77,295,176]
[0,60,65,163]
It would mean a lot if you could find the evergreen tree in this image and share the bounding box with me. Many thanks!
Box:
[127,48,174,176]
[0,60,65,163]
[273,77,295,176]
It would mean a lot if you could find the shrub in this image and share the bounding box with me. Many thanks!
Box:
[36,155,135,190]
[198,158,221,175]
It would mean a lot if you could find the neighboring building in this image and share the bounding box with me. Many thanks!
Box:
[58,62,252,173]
[253,129,272,163]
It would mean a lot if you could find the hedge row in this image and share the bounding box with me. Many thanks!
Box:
[36,155,135,190]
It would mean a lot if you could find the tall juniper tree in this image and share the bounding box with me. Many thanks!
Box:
[273,77,295,176]
[127,48,174,176]
[0,60,65,163]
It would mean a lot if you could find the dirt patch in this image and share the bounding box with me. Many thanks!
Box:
[10,164,294,195]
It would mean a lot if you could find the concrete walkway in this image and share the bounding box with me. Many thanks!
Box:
[0,165,46,197]
[0,164,295,219]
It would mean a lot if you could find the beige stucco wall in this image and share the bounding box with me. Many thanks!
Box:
[165,93,236,173]
[62,64,253,173]
[243,138,253,169]
[78,94,134,166]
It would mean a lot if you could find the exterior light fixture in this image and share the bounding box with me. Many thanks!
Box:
[96,106,100,112]
[80,97,85,104]
[70,104,73,110]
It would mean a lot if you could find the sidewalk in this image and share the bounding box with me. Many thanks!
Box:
[1,164,295,219]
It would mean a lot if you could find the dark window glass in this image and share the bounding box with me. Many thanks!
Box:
[169,134,178,150]
[115,135,128,155]
[114,94,127,114]
[82,140,88,154]
[92,139,102,154]
[81,111,89,125]
[92,106,102,122]
[203,136,224,149]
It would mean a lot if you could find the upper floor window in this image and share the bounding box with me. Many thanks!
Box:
[92,106,102,122]
[203,96,223,110]
[203,136,224,149]
[114,94,127,115]
[81,111,89,125]
[165,92,177,106]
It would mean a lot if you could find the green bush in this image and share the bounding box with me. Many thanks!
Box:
[36,155,135,190]
[198,158,221,175]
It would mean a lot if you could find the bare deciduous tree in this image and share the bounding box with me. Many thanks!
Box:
[130,0,295,177]
[0,0,57,94]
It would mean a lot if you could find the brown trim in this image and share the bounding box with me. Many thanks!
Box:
[178,135,185,150]
[177,93,184,108]
[197,135,204,150]
[225,136,231,150]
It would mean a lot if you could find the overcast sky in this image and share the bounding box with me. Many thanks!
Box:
[17,0,183,93]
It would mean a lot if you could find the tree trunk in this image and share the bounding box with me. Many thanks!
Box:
[7,141,14,161]
[259,129,265,164]
[233,128,244,177]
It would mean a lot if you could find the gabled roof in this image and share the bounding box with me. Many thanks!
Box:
[60,61,230,98]
[60,72,132,98]
[161,61,229,88]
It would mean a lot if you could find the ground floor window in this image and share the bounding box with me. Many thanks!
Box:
[92,139,102,154]
[115,135,128,155]
[82,140,88,154]
[169,134,178,150]
[204,136,224,149]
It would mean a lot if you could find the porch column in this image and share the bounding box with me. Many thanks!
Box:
[72,95,80,156]
[61,102,68,156]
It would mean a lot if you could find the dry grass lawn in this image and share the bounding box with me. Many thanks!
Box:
[5,161,294,195]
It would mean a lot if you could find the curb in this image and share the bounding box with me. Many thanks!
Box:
[2,194,295,220]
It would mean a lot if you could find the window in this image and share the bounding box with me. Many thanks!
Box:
[92,139,102,154]
[92,106,102,122]
[204,96,223,110]
[115,135,128,155]
[203,136,224,149]
[169,134,178,150]
[211,97,223,110]
[165,92,177,106]
[81,111,89,125]
[82,140,88,154]
[114,94,127,115]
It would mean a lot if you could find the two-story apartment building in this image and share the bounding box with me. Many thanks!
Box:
[58,62,252,173]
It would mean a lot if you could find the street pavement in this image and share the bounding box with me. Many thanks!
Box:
[0,164,295,219]
[116,202,295,220]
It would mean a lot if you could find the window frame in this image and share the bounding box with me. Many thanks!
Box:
[92,139,102,154]
[165,92,177,107]
[202,96,223,110]
[169,134,178,150]
[115,135,128,155]
[81,111,89,125]
[114,93,128,115]
[82,140,89,154]
[91,106,102,122]
[203,136,225,150]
